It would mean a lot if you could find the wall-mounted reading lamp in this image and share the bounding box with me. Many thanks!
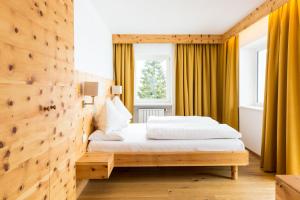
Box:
[82,82,98,107]
[112,85,122,96]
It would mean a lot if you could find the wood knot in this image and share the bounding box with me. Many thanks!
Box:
[37,183,42,188]
[0,141,4,148]
[36,160,39,164]
[45,41,49,46]
[4,150,10,158]
[19,184,24,191]
[26,77,35,85]
[39,10,43,16]
[8,64,14,71]
[14,27,19,33]
[28,53,33,59]
[3,163,9,171]
[27,96,31,101]
[20,146,24,151]
[39,89,43,95]
[12,126,17,134]
[7,99,14,106]
[33,35,37,40]
[44,194,47,200]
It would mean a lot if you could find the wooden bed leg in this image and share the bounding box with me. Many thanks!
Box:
[231,166,238,180]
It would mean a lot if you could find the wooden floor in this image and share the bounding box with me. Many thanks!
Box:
[78,153,275,200]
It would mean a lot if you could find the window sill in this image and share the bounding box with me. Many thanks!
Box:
[239,105,263,111]
[134,103,172,107]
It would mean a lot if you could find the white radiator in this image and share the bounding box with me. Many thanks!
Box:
[138,108,165,123]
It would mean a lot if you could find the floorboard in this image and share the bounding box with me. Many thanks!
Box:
[78,153,275,200]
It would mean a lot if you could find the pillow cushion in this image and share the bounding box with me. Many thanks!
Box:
[112,96,132,122]
[89,130,124,141]
[96,99,128,133]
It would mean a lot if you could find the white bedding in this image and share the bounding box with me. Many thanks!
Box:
[146,123,241,140]
[148,116,219,125]
[88,123,245,152]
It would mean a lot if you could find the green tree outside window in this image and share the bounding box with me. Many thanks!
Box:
[137,60,167,99]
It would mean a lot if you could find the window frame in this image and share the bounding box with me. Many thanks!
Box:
[256,48,267,107]
[134,54,172,106]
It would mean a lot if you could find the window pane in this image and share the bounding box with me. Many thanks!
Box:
[136,57,168,101]
[257,49,267,104]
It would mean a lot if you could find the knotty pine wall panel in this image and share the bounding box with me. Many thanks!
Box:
[0,0,114,199]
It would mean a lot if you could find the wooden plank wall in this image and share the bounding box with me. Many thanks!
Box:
[0,0,113,199]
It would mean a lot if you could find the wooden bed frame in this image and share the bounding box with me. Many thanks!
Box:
[113,150,249,180]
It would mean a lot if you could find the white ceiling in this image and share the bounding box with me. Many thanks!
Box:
[90,0,266,34]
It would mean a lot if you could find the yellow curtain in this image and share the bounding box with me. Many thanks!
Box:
[261,0,300,175]
[175,36,239,129]
[113,44,134,114]
[219,36,239,130]
[175,44,219,119]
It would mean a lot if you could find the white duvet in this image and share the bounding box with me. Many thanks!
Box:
[146,116,241,140]
[148,116,219,125]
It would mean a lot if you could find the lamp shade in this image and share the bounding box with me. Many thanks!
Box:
[83,82,98,97]
[112,85,122,95]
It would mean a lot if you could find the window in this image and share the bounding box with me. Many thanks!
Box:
[240,36,267,107]
[135,55,171,105]
[257,49,267,105]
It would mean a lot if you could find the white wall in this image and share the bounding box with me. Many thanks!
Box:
[239,16,268,155]
[74,0,113,79]
[239,106,263,155]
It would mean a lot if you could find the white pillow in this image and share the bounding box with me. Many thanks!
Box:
[112,96,132,122]
[97,100,128,133]
[89,130,124,141]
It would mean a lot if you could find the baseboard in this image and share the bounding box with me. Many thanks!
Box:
[245,147,261,158]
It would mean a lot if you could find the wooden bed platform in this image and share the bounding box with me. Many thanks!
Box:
[76,151,249,180]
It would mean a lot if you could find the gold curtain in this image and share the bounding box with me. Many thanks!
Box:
[175,36,239,129]
[219,36,239,130]
[113,44,134,114]
[261,0,300,175]
[175,44,219,118]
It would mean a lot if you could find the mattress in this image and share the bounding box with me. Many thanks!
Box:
[88,123,245,152]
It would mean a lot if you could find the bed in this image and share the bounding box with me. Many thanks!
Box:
[88,123,249,180]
